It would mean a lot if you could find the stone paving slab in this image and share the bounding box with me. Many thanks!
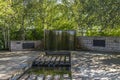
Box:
[71,51,120,80]
[0,51,41,79]
[19,74,29,80]
[37,74,45,80]
[1,51,120,80]
[45,75,53,80]
[53,75,60,80]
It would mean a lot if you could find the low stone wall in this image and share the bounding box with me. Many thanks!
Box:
[77,36,120,52]
[10,41,43,51]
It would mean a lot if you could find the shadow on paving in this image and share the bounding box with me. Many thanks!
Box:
[71,51,120,80]
[0,51,40,79]
[0,51,39,58]
[101,57,120,65]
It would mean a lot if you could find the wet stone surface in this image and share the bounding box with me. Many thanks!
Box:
[71,51,120,80]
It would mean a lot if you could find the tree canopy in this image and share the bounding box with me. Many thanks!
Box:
[0,0,120,49]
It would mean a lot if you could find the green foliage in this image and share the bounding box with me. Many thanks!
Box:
[0,0,119,44]
[101,28,120,36]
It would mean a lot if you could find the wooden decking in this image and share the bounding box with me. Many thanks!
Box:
[32,51,71,70]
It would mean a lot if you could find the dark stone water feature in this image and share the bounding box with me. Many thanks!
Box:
[44,30,76,51]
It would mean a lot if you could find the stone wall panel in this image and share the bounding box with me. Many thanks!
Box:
[10,41,42,51]
[77,36,120,52]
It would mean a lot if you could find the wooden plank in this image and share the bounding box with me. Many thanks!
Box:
[51,56,57,62]
[59,56,65,66]
[65,56,70,64]
[66,56,70,62]
[35,54,44,62]
[44,56,53,66]
[49,56,57,67]
[33,54,45,66]
[59,56,62,63]
[48,56,56,66]
[54,56,62,67]
[38,56,48,66]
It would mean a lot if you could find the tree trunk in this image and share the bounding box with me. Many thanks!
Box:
[21,8,25,40]
[21,16,25,40]
[2,28,7,49]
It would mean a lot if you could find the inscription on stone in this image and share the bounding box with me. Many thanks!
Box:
[93,40,105,47]
[22,43,35,49]
[16,42,21,44]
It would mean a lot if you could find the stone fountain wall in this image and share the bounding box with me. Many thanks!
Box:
[10,37,120,52]
[77,36,120,52]
[10,41,43,51]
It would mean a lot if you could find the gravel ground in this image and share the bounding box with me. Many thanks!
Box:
[0,51,120,80]
[71,51,120,80]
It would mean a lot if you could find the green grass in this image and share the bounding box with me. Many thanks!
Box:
[27,67,71,77]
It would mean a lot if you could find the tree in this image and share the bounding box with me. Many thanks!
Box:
[0,0,120,49]
[0,0,14,49]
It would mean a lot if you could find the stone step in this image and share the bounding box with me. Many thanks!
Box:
[10,63,31,80]
[27,74,37,80]
[0,74,13,80]
[63,74,71,80]
[18,74,29,80]
[37,74,45,80]
[10,69,24,80]
[53,75,61,80]
[45,75,53,80]
[63,77,71,80]
[80,76,90,80]
[63,74,70,78]
[93,78,101,80]
[19,73,72,80]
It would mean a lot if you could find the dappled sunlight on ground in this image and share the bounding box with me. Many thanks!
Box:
[0,51,120,79]
[71,51,120,80]
[0,51,40,79]
[0,51,39,58]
